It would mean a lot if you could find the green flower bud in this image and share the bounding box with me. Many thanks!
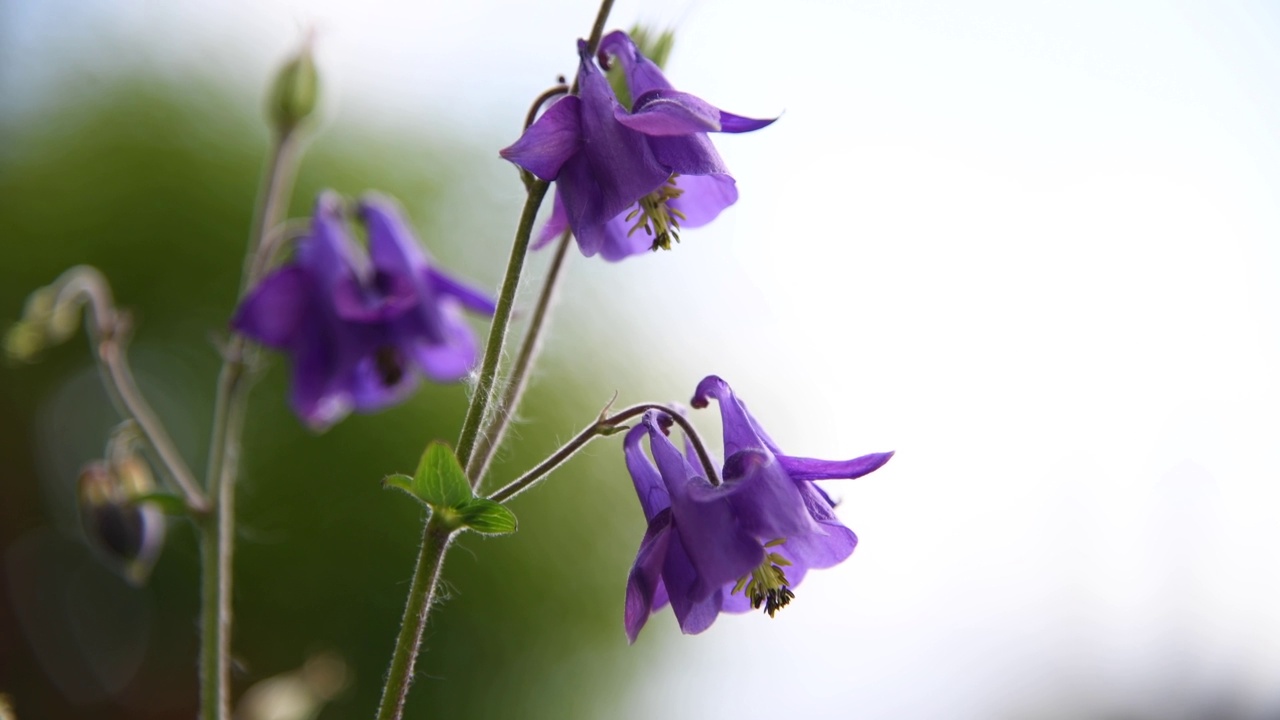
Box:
[268,38,320,133]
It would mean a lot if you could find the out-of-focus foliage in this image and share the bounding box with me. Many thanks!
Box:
[0,71,660,719]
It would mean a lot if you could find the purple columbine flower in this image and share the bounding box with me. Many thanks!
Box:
[232,192,495,430]
[623,376,893,642]
[499,30,775,261]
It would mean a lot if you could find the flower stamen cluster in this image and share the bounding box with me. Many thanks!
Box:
[732,538,795,617]
[625,174,687,250]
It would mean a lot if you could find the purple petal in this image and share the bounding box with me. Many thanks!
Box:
[288,332,356,431]
[647,133,729,177]
[348,342,422,412]
[783,520,858,573]
[718,110,778,134]
[231,266,309,348]
[721,452,822,541]
[668,174,738,228]
[425,268,496,316]
[719,584,754,614]
[690,376,769,459]
[777,451,895,482]
[625,424,670,521]
[296,193,367,291]
[559,43,670,229]
[534,193,571,250]
[359,194,429,278]
[575,209,655,261]
[406,306,480,382]
[644,413,762,600]
[691,375,788,455]
[661,531,725,635]
[617,90,721,136]
[498,94,582,181]
[625,509,673,643]
[598,30,674,99]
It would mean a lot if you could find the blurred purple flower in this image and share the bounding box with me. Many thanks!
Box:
[500,31,775,261]
[232,192,495,430]
[623,376,893,642]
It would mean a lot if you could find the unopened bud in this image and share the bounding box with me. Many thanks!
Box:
[78,460,167,586]
[268,37,320,133]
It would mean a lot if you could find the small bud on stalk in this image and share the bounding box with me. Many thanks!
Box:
[78,456,167,586]
[268,34,320,134]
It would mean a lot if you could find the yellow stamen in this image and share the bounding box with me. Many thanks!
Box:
[733,538,796,618]
[625,174,686,251]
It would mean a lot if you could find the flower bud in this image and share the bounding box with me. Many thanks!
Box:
[78,460,167,586]
[268,37,320,133]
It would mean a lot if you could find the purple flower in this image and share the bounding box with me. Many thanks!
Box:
[623,376,893,641]
[499,30,775,261]
[232,192,495,430]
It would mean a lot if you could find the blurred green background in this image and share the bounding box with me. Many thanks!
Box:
[0,61,664,720]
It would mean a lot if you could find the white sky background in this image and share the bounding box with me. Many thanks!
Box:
[5,0,1280,717]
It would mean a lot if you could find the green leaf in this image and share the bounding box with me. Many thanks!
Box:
[457,499,517,536]
[413,442,472,509]
[381,473,424,505]
[133,491,189,516]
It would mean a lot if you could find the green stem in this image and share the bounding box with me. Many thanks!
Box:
[49,266,209,512]
[454,179,549,472]
[374,515,456,720]
[466,230,572,486]
[376,4,616,718]
[199,127,301,720]
[488,402,720,505]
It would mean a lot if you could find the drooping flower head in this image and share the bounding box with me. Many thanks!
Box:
[623,376,893,641]
[232,192,495,430]
[500,31,776,261]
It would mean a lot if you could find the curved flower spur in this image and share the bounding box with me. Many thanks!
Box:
[623,376,893,642]
[500,30,776,261]
[232,192,495,430]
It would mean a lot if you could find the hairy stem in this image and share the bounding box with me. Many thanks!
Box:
[488,401,721,505]
[200,126,301,720]
[45,267,209,511]
[374,515,456,720]
[467,230,572,486]
[376,3,617,717]
[453,179,549,473]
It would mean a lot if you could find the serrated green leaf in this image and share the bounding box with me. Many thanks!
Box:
[381,473,426,505]
[133,491,189,516]
[458,499,517,535]
[413,442,472,509]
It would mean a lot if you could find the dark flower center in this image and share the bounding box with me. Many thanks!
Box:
[732,538,795,618]
[625,174,686,251]
[374,346,406,387]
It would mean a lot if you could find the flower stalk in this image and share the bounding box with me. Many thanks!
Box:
[374,514,456,720]
[200,121,304,720]
[488,400,720,504]
[376,3,616,718]
[9,266,210,512]
[466,230,572,485]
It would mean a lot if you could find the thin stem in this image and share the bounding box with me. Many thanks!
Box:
[375,515,455,720]
[199,126,302,720]
[488,402,720,505]
[454,179,549,471]
[467,230,572,486]
[50,267,209,512]
[582,0,616,79]
[377,4,616,719]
